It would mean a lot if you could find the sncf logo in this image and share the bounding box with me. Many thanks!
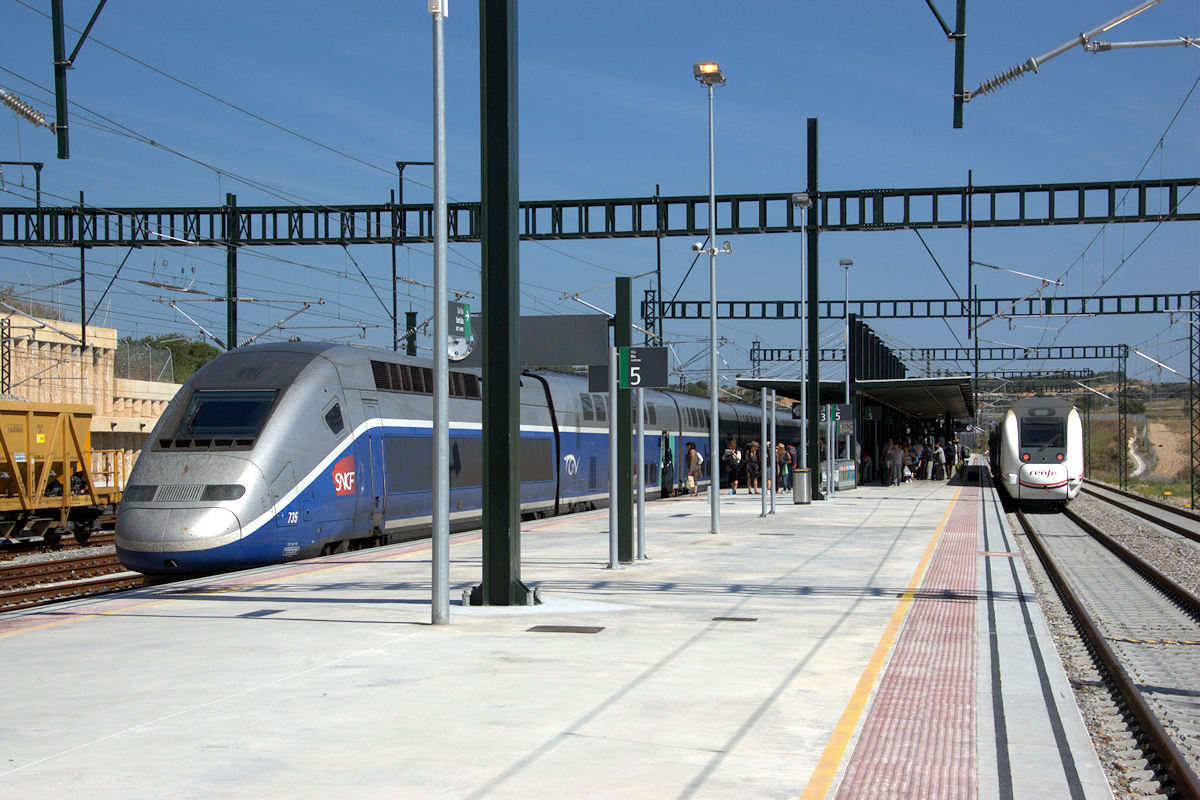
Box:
[332,455,356,496]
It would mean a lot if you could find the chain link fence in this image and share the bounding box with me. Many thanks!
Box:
[114,342,174,382]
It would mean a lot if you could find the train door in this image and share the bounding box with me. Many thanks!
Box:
[358,399,386,532]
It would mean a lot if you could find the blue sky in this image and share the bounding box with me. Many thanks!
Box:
[1,0,1197,385]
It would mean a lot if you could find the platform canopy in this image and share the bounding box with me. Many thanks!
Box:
[735,375,974,420]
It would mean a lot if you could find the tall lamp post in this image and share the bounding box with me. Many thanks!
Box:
[840,258,853,480]
[694,60,725,535]
[792,192,811,503]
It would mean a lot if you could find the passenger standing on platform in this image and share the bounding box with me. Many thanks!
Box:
[723,438,742,494]
[746,442,761,494]
[887,438,904,486]
[685,441,703,496]
[934,440,947,480]
[861,451,873,484]
[661,437,675,497]
[943,440,956,480]
[924,440,935,480]
[778,442,792,493]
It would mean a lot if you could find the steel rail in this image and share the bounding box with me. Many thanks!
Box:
[1062,507,1200,618]
[1016,509,1200,800]
[1082,483,1200,543]
[0,572,143,611]
[0,552,127,587]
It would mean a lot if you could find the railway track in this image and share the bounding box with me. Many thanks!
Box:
[1014,506,1200,799]
[1083,482,1200,545]
[0,550,143,611]
[0,530,117,561]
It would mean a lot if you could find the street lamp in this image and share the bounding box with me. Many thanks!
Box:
[840,258,853,487]
[694,60,725,535]
[792,192,811,503]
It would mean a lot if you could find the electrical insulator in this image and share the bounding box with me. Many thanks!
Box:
[0,88,50,130]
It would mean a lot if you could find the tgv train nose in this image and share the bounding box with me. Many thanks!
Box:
[116,507,243,574]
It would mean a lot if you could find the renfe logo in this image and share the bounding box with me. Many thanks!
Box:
[332,455,356,495]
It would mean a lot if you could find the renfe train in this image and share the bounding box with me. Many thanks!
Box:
[116,342,798,576]
[989,397,1084,506]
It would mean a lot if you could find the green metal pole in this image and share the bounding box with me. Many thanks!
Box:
[476,0,529,606]
[953,0,967,129]
[50,0,69,159]
[806,118,822,500]
[78,191,85,347]
[616,277,633,563]
[405,311,417,356]
[225,193,238,350]
[391,188,398,351]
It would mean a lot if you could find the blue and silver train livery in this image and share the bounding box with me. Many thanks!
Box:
[116,342,797,576]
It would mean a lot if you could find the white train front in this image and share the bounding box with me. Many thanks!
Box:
[116,342,797,575]
[990,398,1084,505]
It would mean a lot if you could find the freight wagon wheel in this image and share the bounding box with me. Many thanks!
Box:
[42,527,62,549]
[73,523,91,547]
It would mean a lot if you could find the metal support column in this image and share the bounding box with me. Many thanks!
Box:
[390,189,398,351]
[1083,405,1092,478]
[1118,346,1129,491]
[1,318,10,394]
[805,117,822,500]
[405,311,418,356]
[616,276,633,563]
[78,191,86,347]
[1190,291,1198,510]
[760,390,768,517]
[50,0,70,159]
[474,0,530,605]
[636,386,646,560]
[952,0,967,128]
[225,193,238,350]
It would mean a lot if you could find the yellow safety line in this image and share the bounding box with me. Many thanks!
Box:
[799,485,962,800]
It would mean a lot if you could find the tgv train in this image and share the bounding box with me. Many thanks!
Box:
[989,398,1084,506]
[117,342,799,576]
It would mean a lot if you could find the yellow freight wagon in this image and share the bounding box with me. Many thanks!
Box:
[0,401,125,546]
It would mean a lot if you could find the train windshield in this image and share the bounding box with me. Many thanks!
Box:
[1019,418,1065,449]
[174,389,279,442]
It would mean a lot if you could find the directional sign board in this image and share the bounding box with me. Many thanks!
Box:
[819,403,854,436]
[618,346,668,389]
[818,404,852,424]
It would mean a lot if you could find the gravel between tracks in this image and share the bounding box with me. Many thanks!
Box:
[3,543,118,567]
[1009,490,1200,799]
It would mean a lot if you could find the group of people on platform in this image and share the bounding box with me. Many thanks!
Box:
[662,435,969,498]
[866,438,968,487]
[719,438,799,496]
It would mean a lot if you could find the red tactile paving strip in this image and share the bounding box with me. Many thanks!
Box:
[835,485,981,800]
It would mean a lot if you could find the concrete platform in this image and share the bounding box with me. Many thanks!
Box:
[0,472,1111,799]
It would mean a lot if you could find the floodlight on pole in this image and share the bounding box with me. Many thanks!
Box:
[693,60,725,535]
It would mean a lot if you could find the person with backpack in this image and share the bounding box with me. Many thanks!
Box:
[723,438,742,494]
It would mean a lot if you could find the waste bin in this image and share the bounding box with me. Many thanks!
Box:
[793,468,811,504]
